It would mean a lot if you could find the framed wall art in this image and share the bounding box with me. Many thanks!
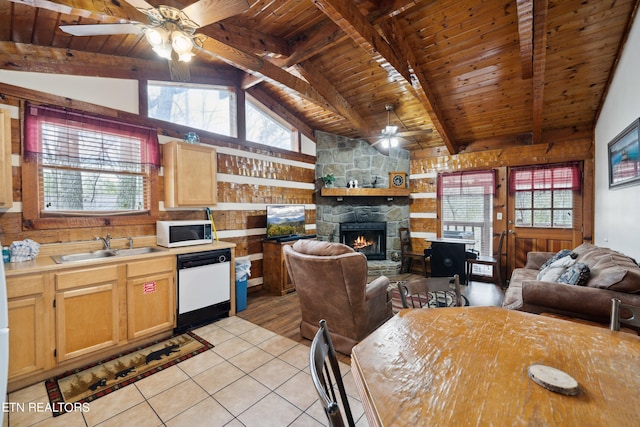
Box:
[608,118,640,188]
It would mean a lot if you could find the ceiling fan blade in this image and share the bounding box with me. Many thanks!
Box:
[60,23,143,36]
[182,0,249,28]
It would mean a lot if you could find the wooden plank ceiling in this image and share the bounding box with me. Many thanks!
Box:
[0,0,637,154]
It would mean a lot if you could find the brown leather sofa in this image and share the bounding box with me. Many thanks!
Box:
[503,244,640,327]
[283,239,392,354]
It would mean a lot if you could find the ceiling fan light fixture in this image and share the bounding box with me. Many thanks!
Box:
[172,30,194,62]
[390,137,399,147]
[152,43,172,60]
[384,125,398,135]
[145,27,167,47]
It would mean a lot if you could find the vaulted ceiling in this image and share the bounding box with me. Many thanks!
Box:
[0,0,637,155]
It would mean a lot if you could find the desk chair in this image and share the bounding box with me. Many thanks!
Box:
[610,298,640,331]
[399,227,428,276]
[310,320,355,427]
[466,230,506,287]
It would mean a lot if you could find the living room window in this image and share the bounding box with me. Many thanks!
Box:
[147,81,237,137]
[23,103,160,227]
[510,163,581,228]
[438,170,495,254]
[246,96,297,151]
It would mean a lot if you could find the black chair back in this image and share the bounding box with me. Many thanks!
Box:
[310,320,355,427]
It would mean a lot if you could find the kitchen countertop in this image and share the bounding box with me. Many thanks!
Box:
[3,238,236,277]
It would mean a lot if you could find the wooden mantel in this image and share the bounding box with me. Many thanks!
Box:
[320,187,410,197]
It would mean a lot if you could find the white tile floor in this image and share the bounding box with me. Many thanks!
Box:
[4,317,367,426]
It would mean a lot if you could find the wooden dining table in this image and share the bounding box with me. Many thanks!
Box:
[350,306,640,426]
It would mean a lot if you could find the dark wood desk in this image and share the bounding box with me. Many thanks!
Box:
[351,307,640,426]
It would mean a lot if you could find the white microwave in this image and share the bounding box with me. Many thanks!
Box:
[156,220,213,248]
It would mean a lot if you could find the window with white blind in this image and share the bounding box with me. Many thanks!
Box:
[438,170,495,255]
[509,163,581,228]
[24,103,160,219]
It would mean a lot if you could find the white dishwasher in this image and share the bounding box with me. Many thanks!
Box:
[176,249,231,332]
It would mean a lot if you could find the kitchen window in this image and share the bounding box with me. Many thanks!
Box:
[23,103,160,228]
[509,163,581,228]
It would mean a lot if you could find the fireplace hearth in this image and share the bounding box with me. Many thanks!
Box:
[340,222,387,260]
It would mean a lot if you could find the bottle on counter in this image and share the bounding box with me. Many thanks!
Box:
[2,246,10,263]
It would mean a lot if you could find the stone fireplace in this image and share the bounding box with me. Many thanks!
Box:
[315,132,411,275]
[340,222,387,260]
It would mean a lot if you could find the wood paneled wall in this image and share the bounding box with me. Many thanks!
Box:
[408,138,595,252]
[0,85,317,291]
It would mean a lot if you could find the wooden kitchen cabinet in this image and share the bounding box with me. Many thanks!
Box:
[7,273,52,382]
[0,107,12,208]
[263,240,297,295]
[54,265,122,362]
[163,140,217,207]
[126,256,175,340]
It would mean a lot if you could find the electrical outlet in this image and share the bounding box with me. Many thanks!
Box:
[497,212,503,220]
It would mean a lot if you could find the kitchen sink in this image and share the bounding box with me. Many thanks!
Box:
[51,247,168,264]
[113,247,167,256]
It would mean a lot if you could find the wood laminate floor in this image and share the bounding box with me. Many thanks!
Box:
[237,274,505,363]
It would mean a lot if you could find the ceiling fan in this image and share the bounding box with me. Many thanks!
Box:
[376,104,433,149]
[59,0,250,81]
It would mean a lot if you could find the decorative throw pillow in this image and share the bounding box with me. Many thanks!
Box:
[556,262,590,286]
[540,249,577,270]
[537,255,576,282]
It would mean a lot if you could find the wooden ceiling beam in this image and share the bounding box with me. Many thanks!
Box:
[294,61,369,134]
[0,41,237,83]
[532,0,549,144]
[382,18,457,155]
[516,0,534,80]
[203,21,290,58]
[312,0,412,83]
[412,126,593,161]
[241,19,348,90]
[195,35,338,114]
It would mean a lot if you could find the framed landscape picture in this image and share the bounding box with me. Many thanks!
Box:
[608,118,640,188]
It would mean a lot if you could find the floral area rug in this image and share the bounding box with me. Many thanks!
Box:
[45,331,212,416]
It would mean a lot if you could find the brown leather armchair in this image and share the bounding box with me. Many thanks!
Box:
[283,240,392,354]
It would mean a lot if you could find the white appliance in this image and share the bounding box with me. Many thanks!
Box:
[156,220,213,248]
[0,260,9,426]
[175,249,231,332]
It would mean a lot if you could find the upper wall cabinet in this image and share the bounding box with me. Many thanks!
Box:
[163,141,218,208]
[0,108,12,208]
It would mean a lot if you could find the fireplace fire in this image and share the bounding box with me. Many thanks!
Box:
[340,222,387,260]
[352,235,373,250]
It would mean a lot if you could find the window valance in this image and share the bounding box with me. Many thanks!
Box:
[24,103,160,168]
[437,170,496,198]
[509,163,581,193]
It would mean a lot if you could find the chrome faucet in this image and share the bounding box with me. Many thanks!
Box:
[127,236,134,249]
[96,234,111,250]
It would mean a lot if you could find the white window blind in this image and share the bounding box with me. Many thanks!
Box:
[25,103,159,215]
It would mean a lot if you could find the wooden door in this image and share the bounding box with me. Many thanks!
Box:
[505,166,585,276]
